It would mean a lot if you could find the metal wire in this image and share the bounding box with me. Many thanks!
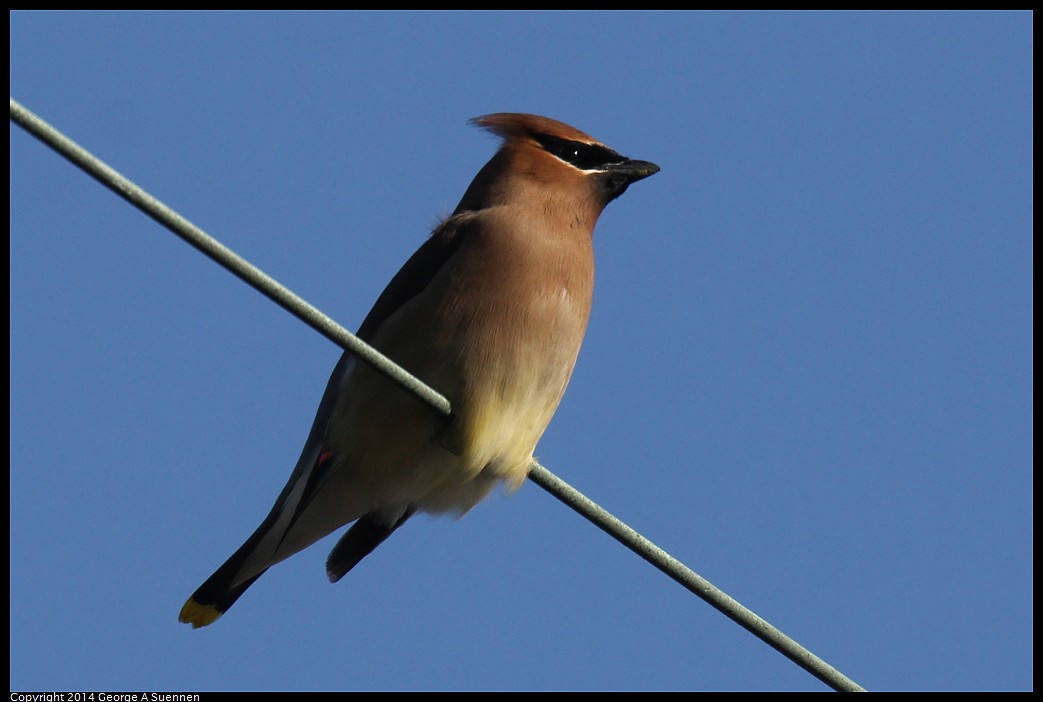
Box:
[10,96,866,692]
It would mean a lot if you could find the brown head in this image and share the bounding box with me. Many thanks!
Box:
[454,113,659,224]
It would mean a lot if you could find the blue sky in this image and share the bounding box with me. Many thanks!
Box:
[10,11,1032,692]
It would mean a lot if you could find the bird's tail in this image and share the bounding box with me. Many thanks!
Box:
[179,567,267,629]
[178,523,278,628]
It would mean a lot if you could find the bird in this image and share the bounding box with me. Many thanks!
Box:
[178,112,659,628]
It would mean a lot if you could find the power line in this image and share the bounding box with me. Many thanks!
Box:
[10,96,866,692]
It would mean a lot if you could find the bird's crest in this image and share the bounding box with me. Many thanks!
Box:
[471,113,600,146]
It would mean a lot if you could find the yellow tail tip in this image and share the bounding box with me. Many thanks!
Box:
[179,598,223,629]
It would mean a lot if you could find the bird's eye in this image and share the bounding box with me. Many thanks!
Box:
[534,134,623,171]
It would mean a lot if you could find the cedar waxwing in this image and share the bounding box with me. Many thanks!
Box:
[179,113,659,628]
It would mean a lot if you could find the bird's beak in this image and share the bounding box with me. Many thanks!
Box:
[613,159,661,182]
[597,158,660,201]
